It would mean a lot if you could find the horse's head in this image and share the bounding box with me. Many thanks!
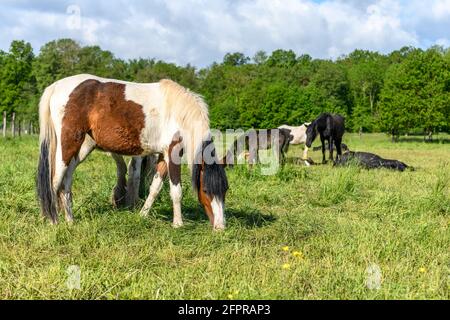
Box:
[193,139,229,230]
[305,122,317,148]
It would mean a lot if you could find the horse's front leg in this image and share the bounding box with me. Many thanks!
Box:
[167,136,184,228]
[248,146,258,167]
[140,154,167,217]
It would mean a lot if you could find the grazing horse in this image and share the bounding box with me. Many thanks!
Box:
[223,128,293,166]
[334,151,409,172]
[279,123,310,160]
[278,123,310,145]
[37,74,228,230]
[305,113,345,163]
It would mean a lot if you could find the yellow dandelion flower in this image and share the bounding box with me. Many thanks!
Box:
[282,246,290,252]
[419,267,427,273]
[282,263,291,270]
[227,294,233,299]
[292,251,303,258]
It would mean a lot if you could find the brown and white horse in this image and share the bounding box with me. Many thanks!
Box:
[37,74,228,230]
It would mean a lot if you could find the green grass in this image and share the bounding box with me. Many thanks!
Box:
[0,133,449,299]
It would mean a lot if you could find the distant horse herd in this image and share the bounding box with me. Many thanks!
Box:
[36,75,410,229]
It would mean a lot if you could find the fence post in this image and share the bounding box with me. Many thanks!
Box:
[11,112,16,138]
[2,112,6,138]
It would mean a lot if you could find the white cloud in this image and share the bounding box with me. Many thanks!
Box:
[0,0,448,67]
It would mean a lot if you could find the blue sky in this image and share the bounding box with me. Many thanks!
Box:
[1,0,449,67]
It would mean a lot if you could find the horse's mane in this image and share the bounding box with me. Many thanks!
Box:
[160,79,210,168]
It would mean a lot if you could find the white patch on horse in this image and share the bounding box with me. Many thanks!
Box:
[140,172,165,217]
[211,197,225,231]
[169,180,183,228]
[125,84,164,154]
[278,124,309,145]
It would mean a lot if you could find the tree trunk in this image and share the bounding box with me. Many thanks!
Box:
[11,112,16,138]
[2,112,6,138]
[18,120,22,137]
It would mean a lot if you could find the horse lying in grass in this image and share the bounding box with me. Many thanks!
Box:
[305,113,345,163]
[223,128,293,167]
[37,74,228,230]
[334,151,409,171]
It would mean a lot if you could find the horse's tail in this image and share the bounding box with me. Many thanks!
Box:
[37,83,58,224]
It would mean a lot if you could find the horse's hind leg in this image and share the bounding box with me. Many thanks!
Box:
[126,157,143,208]
[320,136,326,164]
[111,153,127,208]
[329,139,334,162]
[59,136,96,222]
[335,138,342,162]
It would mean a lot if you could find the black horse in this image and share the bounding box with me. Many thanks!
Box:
[305,113,345,163]
[334,151,409,172]
[224,128,293,167]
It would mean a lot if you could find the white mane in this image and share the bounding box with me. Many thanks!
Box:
[160,79,211,167]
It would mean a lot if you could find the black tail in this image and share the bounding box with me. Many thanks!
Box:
[193,140,229,201]
[37,140,57,223]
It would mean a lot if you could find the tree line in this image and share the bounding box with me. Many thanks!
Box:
[1,39,449,139]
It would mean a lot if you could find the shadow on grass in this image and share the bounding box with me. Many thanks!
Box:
[156,204,276,229]
[72,191,276,229]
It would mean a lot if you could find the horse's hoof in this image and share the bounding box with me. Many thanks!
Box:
[213,224,225,231]
[139,210,149,217]
[172,221,184,228]
[65,217,74,225]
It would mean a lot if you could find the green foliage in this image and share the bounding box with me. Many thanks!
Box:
[0,38,449,136]
[223,52,250,66]
[379,48,450,137]
[0,40,36,121]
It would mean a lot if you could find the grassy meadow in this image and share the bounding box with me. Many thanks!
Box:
[0,133,448,299]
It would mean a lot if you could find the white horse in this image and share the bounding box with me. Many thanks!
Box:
[278,123,310,159]
[37,74,228,230]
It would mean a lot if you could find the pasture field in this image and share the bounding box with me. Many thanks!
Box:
[0,133,448,299]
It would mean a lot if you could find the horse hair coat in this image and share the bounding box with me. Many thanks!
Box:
[334,151,409,171]
[305,113,345,163]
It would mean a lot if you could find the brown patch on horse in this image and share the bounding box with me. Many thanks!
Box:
[168,133,183,185]
[61,80,145,165]
[155,153,168,178]
[198,164,214,225]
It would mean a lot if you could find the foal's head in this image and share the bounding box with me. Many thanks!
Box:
[305,122,317,148]
[193,140,229,230]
